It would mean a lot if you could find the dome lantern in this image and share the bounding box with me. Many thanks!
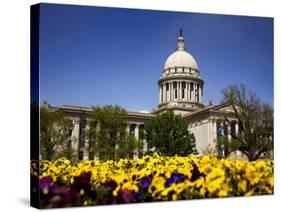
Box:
[163,30,199,71]
[177,28,185,50]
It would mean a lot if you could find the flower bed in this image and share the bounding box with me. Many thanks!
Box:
[31,154,274,208]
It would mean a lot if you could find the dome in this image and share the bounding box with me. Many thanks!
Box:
[163,32,198,70]
[158,30,204,112]
[164,50,198,70]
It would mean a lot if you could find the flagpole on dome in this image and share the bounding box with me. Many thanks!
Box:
[177,27,184,50]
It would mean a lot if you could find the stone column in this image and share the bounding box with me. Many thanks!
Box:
[191,83,193,101]
[173,82,174,101]
[168,82,170,102]
[213,119,217,146]
[234,122,240,155]
[179,81,182,101]
[163,83,166,103]
[161,85,163,104]
[186,82,189,101]
[198,85,201,103]
[126,124,130,134]
[159,85,161,104]
[165,83,168,103]
[178,81,180,101]
[235,122,239,135]
[201,85,203,103]
[234,122,241,156]
[177,81,180,100]
[161,84,164,103]
[168,82,172,102]
[189,82,191,101]
[72,119,80,151]
[207,119,213,148]
[171,81,174,101]
[183,81,186,100]
[190,83,192,101]
[134,124,139,140]
[196,83,198,102]
[194,83,197,102]
[134,124,140,159]
[83,119,90,160]
[198,84,200,103]
[227,123,231,141]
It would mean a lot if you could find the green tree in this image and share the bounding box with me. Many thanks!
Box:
[40,107,73,160]
[222,84,273,161]
[116,134,140,159]
[82,119,98,160]
[144,111,197,156]
[216,135,230,158]
[88,104,132,161]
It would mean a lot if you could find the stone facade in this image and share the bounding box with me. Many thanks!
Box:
[46,30,239,160]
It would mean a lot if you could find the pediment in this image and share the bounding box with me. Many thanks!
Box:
[212,103,236,113]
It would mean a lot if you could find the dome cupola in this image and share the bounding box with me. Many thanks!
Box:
[157,29,204,115]
[163,29,200,77]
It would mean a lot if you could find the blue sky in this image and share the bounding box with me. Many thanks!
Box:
[39,3,273,112]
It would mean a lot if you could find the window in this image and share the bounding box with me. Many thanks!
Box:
[79,151,83,161]
[166,83,169,91]
[68,129,72,137]
[182,82,186,99]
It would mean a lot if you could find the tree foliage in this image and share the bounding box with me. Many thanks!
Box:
[40,107,73,160]
[144,111,197,156]
[116,134,144,160]
[222,84,273,161]
[85,104,141,161]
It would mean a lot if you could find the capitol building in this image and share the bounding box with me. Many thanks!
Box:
[45,30,240,160]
